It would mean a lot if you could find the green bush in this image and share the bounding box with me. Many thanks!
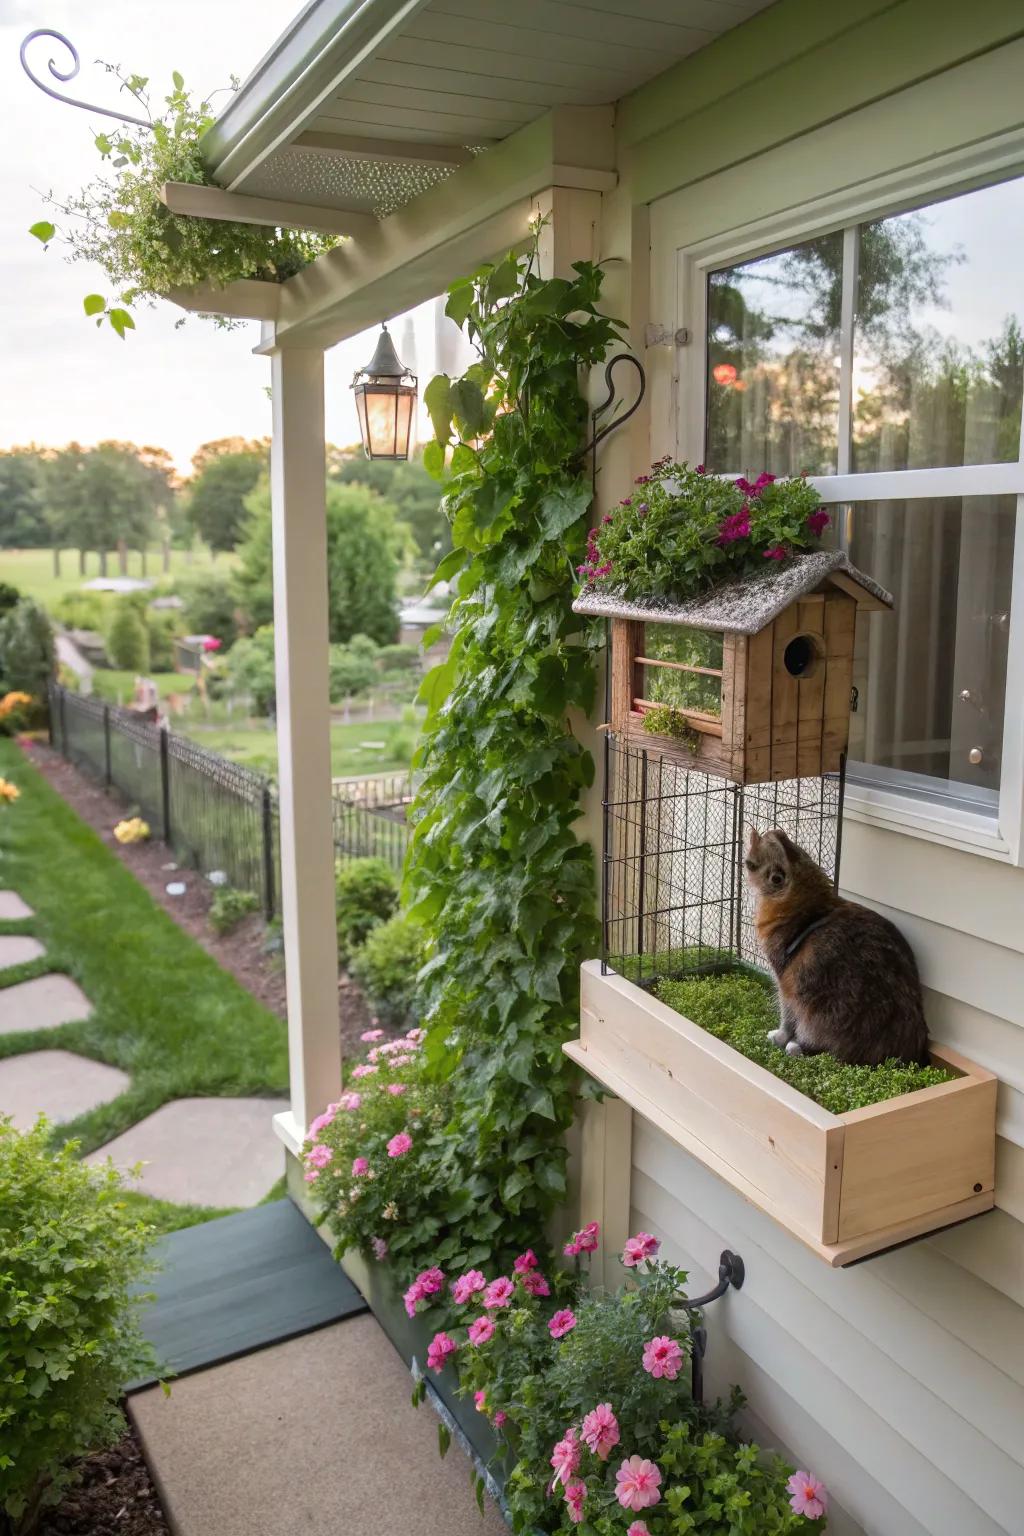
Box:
[0,1118,156,1533]
[348,912,424,1026]
[145,611,179,672]
[53,592,107,632]
[0,601,55,702]
[334,856,399,962]
[105,601,150,673]
[178,571,239,646]
[209,886,260,936]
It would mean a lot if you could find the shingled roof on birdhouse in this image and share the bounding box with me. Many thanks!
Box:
[575,551,894,785]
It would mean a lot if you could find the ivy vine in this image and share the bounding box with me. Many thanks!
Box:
[397,244,622,1273]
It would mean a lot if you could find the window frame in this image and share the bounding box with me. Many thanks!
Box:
[668,141,1024,865]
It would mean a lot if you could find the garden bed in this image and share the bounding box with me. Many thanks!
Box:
[566,960,997,1266]
[37,1421,169,1536]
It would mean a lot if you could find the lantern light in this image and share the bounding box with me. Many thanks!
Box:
[351,325,418,461]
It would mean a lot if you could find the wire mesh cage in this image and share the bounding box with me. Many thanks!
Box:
[602,734,845,987]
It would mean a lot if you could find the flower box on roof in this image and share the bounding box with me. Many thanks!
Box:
[574,551,892,785]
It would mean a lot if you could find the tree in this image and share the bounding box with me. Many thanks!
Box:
[0,600,55,696]
[178,571,239,645]
[191,437,270,476]
[0,451,48,548]
[225,625,276,715]
[186,451,266,552]
[42,442,166,574]
[329,634,379,700]
[106,601,150,671]
[330,451,450,561]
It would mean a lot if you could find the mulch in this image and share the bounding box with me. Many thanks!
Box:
[37,1423,169,1536]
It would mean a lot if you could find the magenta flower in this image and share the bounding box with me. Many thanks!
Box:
[627,1524,651,1536]
[513,1249,538,1273]
[419,1267,445,1296]
[717,508,751,546]
[371,1236,388,1261]
[642,1335,684,1380]
[615,1456,662,1512]
[493,1410,507,1428]
[564,1480,587,1525]
[467,1315,495,1346]
[336,1091,362,1111]
[550,1428,581,1487]
[581,1402,620,1460]
[351,1063,377,1079]
[474,1390,487,1413]
[351,1156,369,1177]
[763,544,788,560]
[387,1131,413,1157]
[577,1221,600,1252]
[620,497,633,507]
[305,1143,333,1170]
[621,1232,660,1268]
[521,1270,550,1297]
[425,1330,457,1373]
[360,1028,384,1042]
[787,1472,828,1519]
[452,1269,487,1304]
[602,512,614,524]
[695,463,706,474]
[807,508,830,536]
[548,1308,577,1339]
[483,1276,515,1309]
[403,1281,424,1317]
[635,474,651,484]
[386,1082,407,1096]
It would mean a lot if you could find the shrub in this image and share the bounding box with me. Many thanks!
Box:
[0,1118,157,1533]
[0,601,55,703]
[178,571,239,646]
[0,583,21,618]
[145,610,178,671]
[377,643,420,677]
[0,693,34,738]
[225,625,276,715]
[209,886,260,936]
[53,592,107,632]
[348,912,424,1027]
[105,601,150,672]
[334,857,399,962]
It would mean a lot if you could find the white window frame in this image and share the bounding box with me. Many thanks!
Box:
[664,134,1024,865]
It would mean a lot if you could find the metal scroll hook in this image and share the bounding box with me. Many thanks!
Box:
[19,30,152,129]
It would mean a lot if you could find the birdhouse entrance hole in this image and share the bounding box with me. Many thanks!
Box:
[783,632,826,679]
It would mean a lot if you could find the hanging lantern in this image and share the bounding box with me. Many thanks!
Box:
[351,325,418,461]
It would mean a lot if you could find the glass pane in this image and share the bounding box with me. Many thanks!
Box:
[846,496,1014,795]
[706,231,843,475]
[852,178,1024,470]
[641,625,723,716]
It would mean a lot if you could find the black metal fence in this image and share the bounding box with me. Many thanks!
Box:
[49,684,414,918]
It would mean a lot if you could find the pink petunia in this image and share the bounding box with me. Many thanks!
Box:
[425,1331,457,1373]
[717,508,751,546]
[305,1143,333,1170]
[627,1525,651,1536]
[642,1335,683,1381]
[521,1270,550,1297]
[452,1269,487,1304]
[621,1232,660,1268]
[548,1308,576,1339]
[360,1028,385,1042]
[351,1157,369,1177]
[576,1221,600,1253]
[474,1390,487,1413]
[513,1249,538,1273]
[417,1267,445,1296]
[564,1480,587,1525]
[807,508,830,536]
[336,1092,362,1111]
[787,1472,828,1520]
[406,1026,426,1043]
[549,1428,581,1487]
[307,1109,335,1141]
[371,1236,388,1261]
[763,544,788,560]
[483,1276,515,1309]
[386,1083,407,1096]
[351,1063,377,1079]
[493,1410,507,1428]
[403,1280,425,1318]
[467,1315,495,1346]
[695,463,706,474]
[615,1456,662,1512]
[581,1402,620,1461]
[387,1131,413,1157]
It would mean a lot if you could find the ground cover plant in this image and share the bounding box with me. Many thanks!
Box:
[334,856,399,962]
[0,739,287,1176]
[655,971,952,1114]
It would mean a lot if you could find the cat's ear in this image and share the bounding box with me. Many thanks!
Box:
[746,826,762,854]
[772,829,799,862]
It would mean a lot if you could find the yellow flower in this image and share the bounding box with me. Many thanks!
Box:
[0,692,32,719]
[0,778,21,803]
[113,817,150,844]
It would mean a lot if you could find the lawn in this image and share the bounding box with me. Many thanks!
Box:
[3,546,232,611]
[182,716,416,778]
[0,739,288,1225]
[90,670,197,707]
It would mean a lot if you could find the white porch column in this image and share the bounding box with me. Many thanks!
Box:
[268,343,342,1154]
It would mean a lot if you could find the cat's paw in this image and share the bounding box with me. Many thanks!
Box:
[785,1040,805,1057]
[767,1028,789,1048]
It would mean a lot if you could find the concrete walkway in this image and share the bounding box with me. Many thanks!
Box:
[130,1315,508,1536]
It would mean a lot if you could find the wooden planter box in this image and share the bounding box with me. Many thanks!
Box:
[565,960,996,1266]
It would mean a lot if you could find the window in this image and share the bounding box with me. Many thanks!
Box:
[703,175,1024,817]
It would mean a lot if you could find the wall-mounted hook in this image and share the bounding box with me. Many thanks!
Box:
[676,1250,745,1403]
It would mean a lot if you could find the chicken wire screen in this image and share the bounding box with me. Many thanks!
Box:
[601,736,844,987]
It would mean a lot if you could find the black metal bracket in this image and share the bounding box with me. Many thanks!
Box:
[578,352,647,479]
[676,1250,745,1404]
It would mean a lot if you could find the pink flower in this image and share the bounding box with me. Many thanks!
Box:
[483,1276,515,1309]
[787,1472,828,1520]
[513,1249,538,1273]
[389,1054,413,1067]
[425,1331,457,1372]
[493,1410,507,1427]
[371,1236,388,1261]
[336,1091,362,1111]
[717,507,751,546]
[627,1524,651,1536]
[550,1428,581,1487]
[386,1082,407,1096]
[763,544,788,560]
[467,1315,495,1345]
[406,1027,426,1043]
[576,1221,600,1253]
[351,1063,377,1079]
[642,1335,684,1380]
[387,1131,412,1157]
[303,1170,320,1183]
[564,1480,587,1524]
[615,1456,662,1512]
[360,1028,384,1042]
[548,1308,576,1339]
[201,636,222,652]
[581,1402,620,1460]
[474,1390,487,1413]
[305,1143,333,1170]
[307,1109,335,1140]
[403,1281,425,1317]
[351,1157,369,1177]
[521,1270,550,1297]
[807,508,830,536]
[622,1232,660,1268]
[695,463,706,474]
[452,1269,487,1304]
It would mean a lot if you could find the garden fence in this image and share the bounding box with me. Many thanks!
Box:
[48,684,415,919]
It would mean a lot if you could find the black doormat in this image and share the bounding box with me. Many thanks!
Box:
[127,1199,366,1390]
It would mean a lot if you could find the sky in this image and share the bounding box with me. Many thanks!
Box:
[0,0,470,473]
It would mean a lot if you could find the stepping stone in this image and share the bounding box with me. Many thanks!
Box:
[86,1097,285,1207]
[0,973,92,1036]
[0,936,45,970]
[0,1049,129,1131]
[0,891,34,919]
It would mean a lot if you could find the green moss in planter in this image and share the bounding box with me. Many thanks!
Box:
[654,971,953,1114]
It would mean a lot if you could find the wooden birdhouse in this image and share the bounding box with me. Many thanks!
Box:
[573,551,893,784]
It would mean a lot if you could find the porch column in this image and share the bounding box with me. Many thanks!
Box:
[268,343,342,1152]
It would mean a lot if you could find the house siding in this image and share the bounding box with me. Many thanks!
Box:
[597,7,1024,1532]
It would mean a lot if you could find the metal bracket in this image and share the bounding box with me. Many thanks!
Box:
[676,1250,745,1403]
[20,30,151,128]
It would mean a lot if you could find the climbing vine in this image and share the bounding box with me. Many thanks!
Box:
[397,244,621,1271]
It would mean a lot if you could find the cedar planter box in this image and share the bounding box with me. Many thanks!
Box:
[565,960,996,1267]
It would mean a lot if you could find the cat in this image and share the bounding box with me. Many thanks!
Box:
[744,827,929,1067]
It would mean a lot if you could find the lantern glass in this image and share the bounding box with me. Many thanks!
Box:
[351,326,418,460]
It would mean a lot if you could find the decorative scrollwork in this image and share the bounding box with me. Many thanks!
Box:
[19,29,151,128]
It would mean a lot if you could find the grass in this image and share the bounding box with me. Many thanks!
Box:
[89,670,197,707]
[654,970,953,1114]
[0,739,289,1170]
[181,717,416,778]
[3,546,232,611]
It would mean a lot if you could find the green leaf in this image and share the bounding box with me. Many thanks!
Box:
[172,70,185,90]
[423,373,453,444]
[83,294,107,317]
[539,481,592,540]
[107,308,136,339]
[107,210,129,229]
[438,1421,451,1459]
[445,279,475,329]
[422,439,445,482]
[451,378,487,437]
[94,132,112,155]
[29,221,55,244]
